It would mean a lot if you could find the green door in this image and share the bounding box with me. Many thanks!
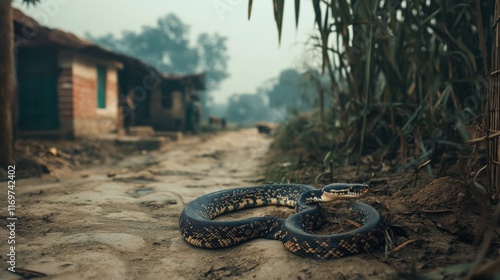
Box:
[17,49,59,130]
[97,65,106,108]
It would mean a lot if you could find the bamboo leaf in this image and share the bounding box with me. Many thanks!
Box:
[312,0,325,72]
[273,0,285,44]
[435,85,452,111]
[420,7,441,26]
[248,0,253,20]
[312,0,322,29]
[402,93,430,137]
[295,0,300,29]
[23,0,40,5]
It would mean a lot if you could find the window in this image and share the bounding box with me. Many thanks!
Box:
[97,65,106,108]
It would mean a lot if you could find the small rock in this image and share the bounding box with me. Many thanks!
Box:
[48,147,58,156]
[28,190,44,196]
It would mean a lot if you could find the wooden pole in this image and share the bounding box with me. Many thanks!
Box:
[0,1,16,168]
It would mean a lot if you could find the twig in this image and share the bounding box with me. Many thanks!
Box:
[346,219,362,228]
[329,160,333,182]
[411,160,431,188]
[12,268,48,278]
[465,130,500,145]
[472,165,488,182]
[417,160,432,170]
[473,181,488,195]
[384,227,396,250]
[411,170,420,188]
[389,239,417,255]
[400,209,454,215]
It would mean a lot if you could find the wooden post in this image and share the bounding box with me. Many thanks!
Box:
[0,1,16,168]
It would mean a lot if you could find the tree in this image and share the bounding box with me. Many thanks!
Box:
[89,14,199,73]
[0,0,38,168]
[195,33,229,116]
[226,93,269,123]
[267,68,316,111]
[196,33,229,90]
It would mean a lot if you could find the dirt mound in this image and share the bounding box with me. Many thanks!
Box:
[408,176,486,245]
[410,176,474,209]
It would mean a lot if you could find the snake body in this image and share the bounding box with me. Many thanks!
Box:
[179,183,383,259]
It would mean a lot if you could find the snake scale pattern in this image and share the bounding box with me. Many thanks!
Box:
[179,183,384,259]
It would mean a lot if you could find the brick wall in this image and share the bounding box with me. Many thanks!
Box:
[57,51,122,138]
[71,58,98,137]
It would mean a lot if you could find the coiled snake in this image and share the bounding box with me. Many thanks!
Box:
[178,183,383,259]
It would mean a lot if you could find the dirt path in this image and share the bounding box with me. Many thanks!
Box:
[1,129,393,280]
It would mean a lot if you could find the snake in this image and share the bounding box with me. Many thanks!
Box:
[178,183,384,259]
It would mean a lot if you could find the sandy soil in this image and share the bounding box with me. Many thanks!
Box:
[1,129,498,280]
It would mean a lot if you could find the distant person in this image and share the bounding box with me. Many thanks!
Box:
[185,94,201,134]
[121,95,134,135]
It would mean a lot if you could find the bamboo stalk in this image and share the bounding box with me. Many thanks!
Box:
[488,0,500,199]
[356,0,377,175]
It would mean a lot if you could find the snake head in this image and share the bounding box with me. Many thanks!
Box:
[319,183,369,202]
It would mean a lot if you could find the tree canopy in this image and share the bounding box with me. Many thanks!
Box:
[226,93,269,124]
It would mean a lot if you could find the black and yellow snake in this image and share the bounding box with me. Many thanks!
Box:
[178,183,383,259]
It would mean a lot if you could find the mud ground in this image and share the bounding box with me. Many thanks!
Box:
[1,129,499,279]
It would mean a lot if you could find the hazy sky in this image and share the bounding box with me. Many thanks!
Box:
[13,0,317,104]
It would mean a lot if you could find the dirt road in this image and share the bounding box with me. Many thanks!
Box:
[1,129,393,279]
